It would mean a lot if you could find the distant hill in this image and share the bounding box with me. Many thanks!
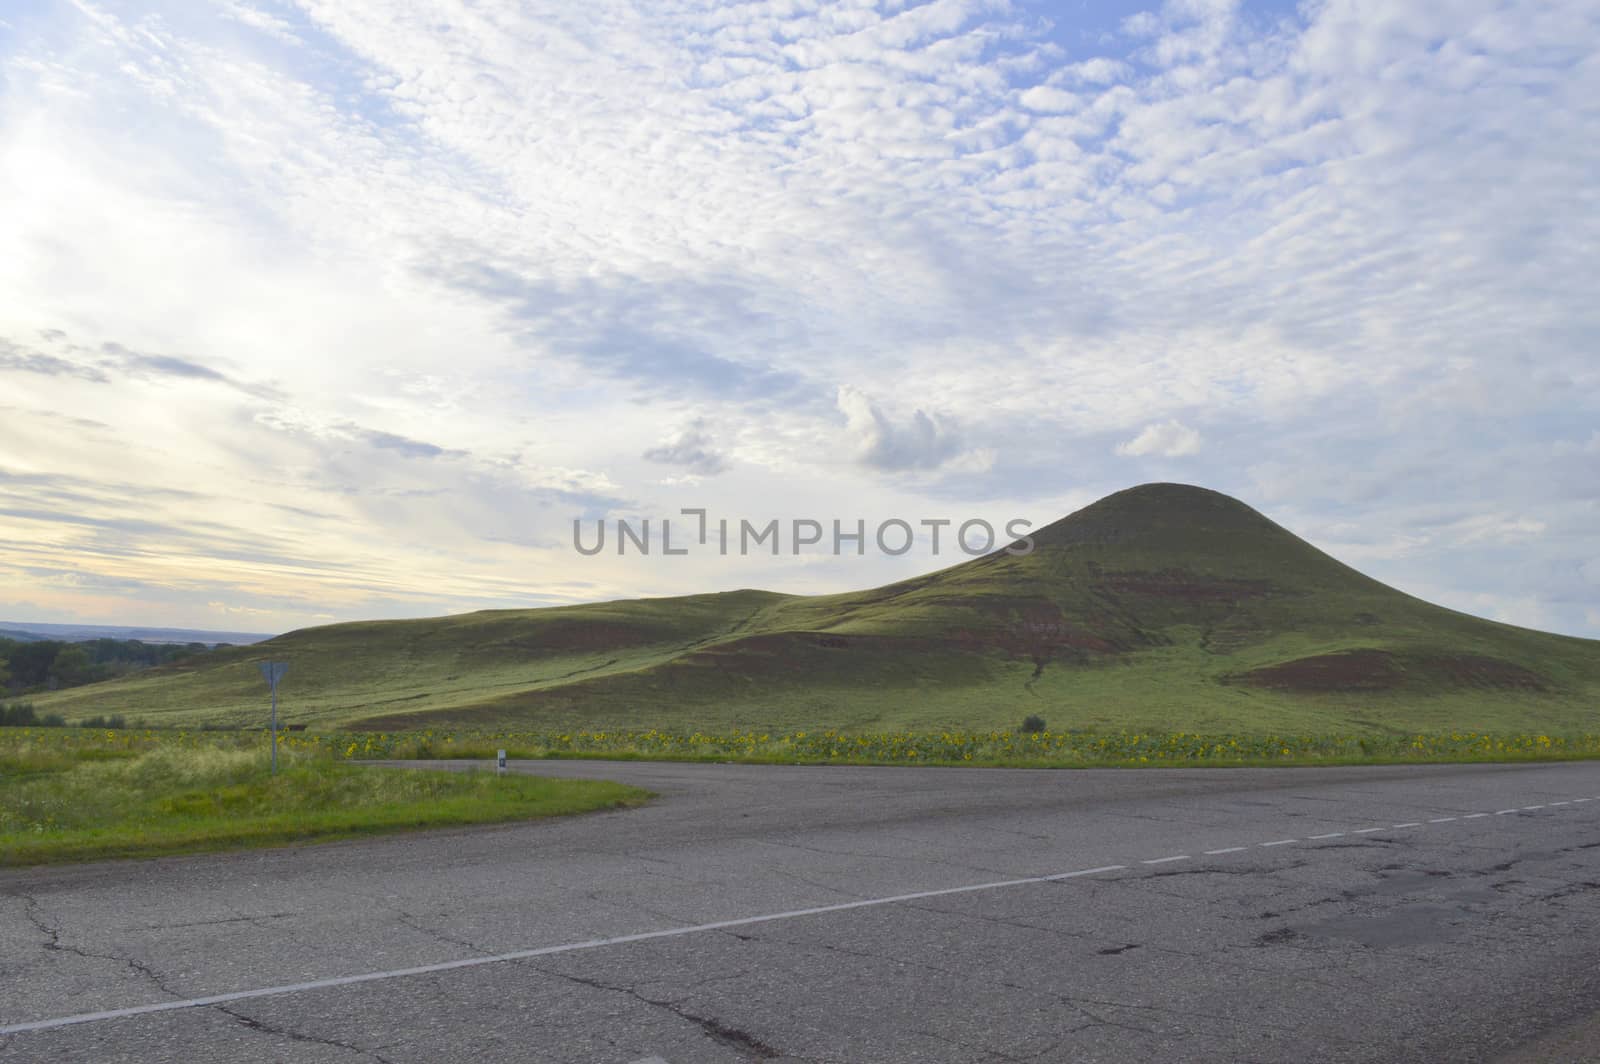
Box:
[0,622,274,646]
[31,484,1600,734]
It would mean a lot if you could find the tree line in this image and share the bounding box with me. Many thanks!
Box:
[0,637,227,695]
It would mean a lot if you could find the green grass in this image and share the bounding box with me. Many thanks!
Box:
[329,726,1600,769]
[31,484,1600,735]
[0,728,651,866]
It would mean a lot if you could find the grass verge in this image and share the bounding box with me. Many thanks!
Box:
[321,726,1600,768]
[0,728,650,867]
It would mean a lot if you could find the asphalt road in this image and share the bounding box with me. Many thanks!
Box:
[4,759,1600,1063]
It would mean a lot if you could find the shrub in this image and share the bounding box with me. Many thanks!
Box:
[0,702,61,727]
[1020,714,1047,734]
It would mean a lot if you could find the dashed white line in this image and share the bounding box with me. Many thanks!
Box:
[1308,832,1345,839]
[1259,839,1298,847]
[1550,802,1571,807]
[1464,813,1491,819]
[1353,827,1386,834]
[1428,817,1458,823]
[1523,805,1545,811]
[1391,822,1423,829]
[1141,855,1191,865]
[1496,809,1520,815]
[1204,846,1248,855]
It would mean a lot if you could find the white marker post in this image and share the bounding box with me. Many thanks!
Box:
[257,662,289,775]
[497,749,507,776]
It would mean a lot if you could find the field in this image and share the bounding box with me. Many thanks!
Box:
[27,485,1600,737]
[330,727,1600,767]
[7,724,1599,866]
[0,728,650,866]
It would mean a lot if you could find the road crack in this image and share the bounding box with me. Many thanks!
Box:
[216,1005,399,1063]
[526,965,785,1061]
[13,891,183,997]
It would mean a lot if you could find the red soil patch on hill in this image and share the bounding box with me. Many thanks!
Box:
[1238,650,1548,693]
[1424,653,1546,691]
[1240,650,1403,691]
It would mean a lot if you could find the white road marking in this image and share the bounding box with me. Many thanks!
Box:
[0,863,1134,1037]
[1048,866,1129,880]
[7,788,1598,1038]
[1550,801,1571,806]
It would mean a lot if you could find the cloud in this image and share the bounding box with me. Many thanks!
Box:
[1450,513,1547,546]
[0,0,1596,636]
[643,420,727,476]
[1116,420,1203,458]
[103,342,283,399]
[838,387,965,472]
[0,338,108,382]
[1058,58,1132,85]
[435,262,811,402]
[346,426,456,460]
[1018,86,1079,113]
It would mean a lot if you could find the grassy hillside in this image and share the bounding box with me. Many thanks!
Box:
[34,484,1600,734]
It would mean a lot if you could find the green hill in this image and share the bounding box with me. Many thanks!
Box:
[32,484,1600,734]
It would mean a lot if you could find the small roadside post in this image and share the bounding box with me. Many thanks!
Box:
[497,749,507,776]
[257,662,289,775]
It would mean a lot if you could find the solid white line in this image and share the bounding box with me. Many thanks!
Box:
[1428,817,1457,823]
[8,790,1597,1038]
[1045,865,1129,881]
[1391,822,1423,829]
[0,863,1130,1036]
[1204,846,1247,855]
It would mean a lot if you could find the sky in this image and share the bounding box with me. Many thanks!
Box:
[0,0,1596,638]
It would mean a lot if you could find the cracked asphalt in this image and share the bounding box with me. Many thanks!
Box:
[4,759,1600,1063]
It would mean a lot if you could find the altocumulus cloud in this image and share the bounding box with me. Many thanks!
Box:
[0,0,1596,637]
[1117,421,1203,458]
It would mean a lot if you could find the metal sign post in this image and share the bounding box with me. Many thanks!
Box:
[257,662,289,774]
